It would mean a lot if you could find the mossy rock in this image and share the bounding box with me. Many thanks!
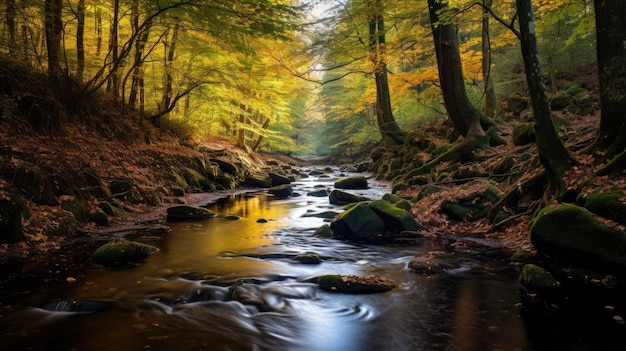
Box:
[519,264,557,292]
[408,252,456,275]
[166,205,216,222]
[334,176,368,190]
[244,173,272,188]
[92,241,159,267]
[268,184,293,198]
[313,224,333,238]
[382,193,412,212]
[512,124,536,146]
[368,199,421,234]
[61,196,89,222]
[549,92,570,111]
[584,192,626,226]
[414,185,442,201]
[316,274,396,293]
[391,182,408,193]
[531,204,626,273]
[328,190,371,205]
[330,202,385,239]
[307,189,328,197]
[510,250,536,264]
[44,209,79,238]
[293,253,322,264]
[440,185,500,221]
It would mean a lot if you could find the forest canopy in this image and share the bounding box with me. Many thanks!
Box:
[0,0,598,155]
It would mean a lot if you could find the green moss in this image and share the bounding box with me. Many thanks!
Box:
[91,241,159,267]
[531,204,626,272]
[44,209,78,237]
[313,224,333,238]
[173,172,188,189]
[414,185,442,201]
[519,264,556,289]
[369,199,420,233]
[316,274,396,293]
[61,196,89,222]
[584,192,626,226]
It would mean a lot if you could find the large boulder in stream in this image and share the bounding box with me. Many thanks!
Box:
[91,241,159,267]
[334,176,368,190]
[166,205,216,222]
[369,199,422,234]
[268,184,293,198]
[330,202,386,239]
[531,204,626,273]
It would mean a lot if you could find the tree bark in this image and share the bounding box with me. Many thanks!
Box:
[44,0,62,81]
[76,0,85,82]
[160,23,179,114]
[589,0,626,158]
[428,0,492,142]
[108,0,120,99]
[6,0,17,56]
[516,0,573,198]
[482,0,497,119]
[367,0,406,145]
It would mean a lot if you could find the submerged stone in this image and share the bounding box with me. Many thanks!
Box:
[293,253,322,264]
[316,274,396,293]
[166,205,216,222]
[91,241,159,267]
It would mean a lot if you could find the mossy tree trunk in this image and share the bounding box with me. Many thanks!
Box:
[367,0,406,146]
[428,0,497,146]
[588,0,626,159]
[516,0,573,199]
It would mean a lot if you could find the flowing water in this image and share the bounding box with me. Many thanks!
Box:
[1,167,625,351]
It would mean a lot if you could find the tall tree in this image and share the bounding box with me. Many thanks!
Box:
[481,0,497,118]
[427,0,497,145]
[6,0,17,56]
[76,0,85,82]
[589,0,626,159]
[44,0,62,80]
[367,0,406,145]
[516,0,573,198]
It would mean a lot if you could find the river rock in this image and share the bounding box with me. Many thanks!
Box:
[531,204,626,273]
[307,189,328,197]
[408,252,456,275]
[91,241,159,267]
[368,199,421,234]
[268,172,291,186]
[244,173,272,188]
[381,193,412,212]
[330,202,385,239]
[519,264,557,292]
[316,274,396,293]
[334,176,368,190]
[166,205,216,222]
[293,253,322,264]
[328,189,371,205]
[313,224,333,238]
[268,184,293,198]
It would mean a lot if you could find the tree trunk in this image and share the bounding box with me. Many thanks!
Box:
[252,118,271,151]
[76,0,85,82]
[589,0,626,158]
[6,0,17,56]
[129,0,149,109]
[44,0,62,81]
[96,8,102,56]
[482,0,497,119]
[516,0,573,199]
[428,0,492,142]
[367,0,406,146]
[108,0,120,99]
[160,23,179,114]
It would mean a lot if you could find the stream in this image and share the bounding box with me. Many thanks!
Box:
[1,167,625,350]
